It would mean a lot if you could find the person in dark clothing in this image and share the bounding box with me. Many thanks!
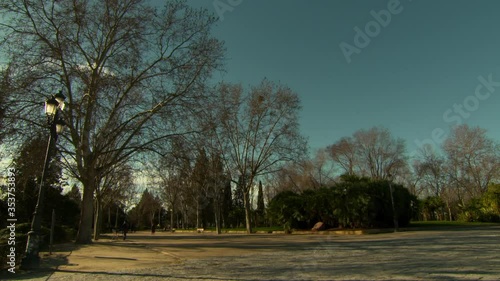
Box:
[122,221,129,240]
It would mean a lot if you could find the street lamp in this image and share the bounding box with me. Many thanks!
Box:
[20,92,66,269]
[387,173,398,232]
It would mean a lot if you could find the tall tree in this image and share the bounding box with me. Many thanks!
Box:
[191,148,209,228]
[208,80,307,233]
[221,175,232,228]
[413,145,453,220]
[206,152,227,233]
[256,180,265,226]
[414,145,447,197]
[129,189,161,229]
[353,127,407,180]
[93,162,134,239]
[154,136,193,230]
[328,127,407,180]
[443,125,500,202]
[0,0,224,243]
[328,136,358,176]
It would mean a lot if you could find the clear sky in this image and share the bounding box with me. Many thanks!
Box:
[182,0,500,157]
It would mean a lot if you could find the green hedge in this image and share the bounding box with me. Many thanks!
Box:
[267,176,417,230]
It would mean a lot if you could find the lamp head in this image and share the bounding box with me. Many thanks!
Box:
[55,118,66,134]
[44,97,59,116]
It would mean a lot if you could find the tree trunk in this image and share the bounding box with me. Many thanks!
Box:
[446,200,452,221]
[114,205,119,230]
[93,197,102,240]
[243,191,252,234]
[196,200,200,228]
[214,209,221,234]
[214,196,222,234]
[176,212,179,229]
[170,207,174,231]
[76,181,94,244]
[158,208,161,229]
[108,206,111,230]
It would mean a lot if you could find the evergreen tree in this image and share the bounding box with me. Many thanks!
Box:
[230,175,246,227]
[222,176,232,228]
[12,133,63,224]
[256,181,265,226]
[131,189,162,229]
[67,184,82,208]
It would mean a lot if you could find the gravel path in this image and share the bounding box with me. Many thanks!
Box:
[4,226,500,281]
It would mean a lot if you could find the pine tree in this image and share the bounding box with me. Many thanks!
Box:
[256,181,265,226]
[222,176,232,228]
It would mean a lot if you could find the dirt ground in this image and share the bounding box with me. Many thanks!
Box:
[3,226,500,281]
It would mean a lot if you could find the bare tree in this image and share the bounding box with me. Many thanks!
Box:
[191,148,208,229]
[414,145,447,197]
[270,154,335,193]
[208,80,307,233]
[443,124,500,202]
[158,171,182,231]
[328,136,358,176]
[413,145,453,220]
[354,127,407,179]
[327,127,407,180]
[152,136,194,230]
[93,162,134,239]
[0,0,224,243]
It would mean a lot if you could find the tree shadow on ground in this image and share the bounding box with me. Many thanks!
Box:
[0,242,81,280]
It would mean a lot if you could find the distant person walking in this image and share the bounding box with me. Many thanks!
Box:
[122,221,129,240]
[151,222,156,234]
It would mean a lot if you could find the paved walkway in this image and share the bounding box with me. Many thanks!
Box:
[3,226,500,280]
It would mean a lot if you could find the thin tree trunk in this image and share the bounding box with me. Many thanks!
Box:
[196,200,200,228]
[108,206,111,231]
[158,208,161,229]
[115,205,119,230]
[446,200,452,221]
[214,195,221,234]
[243,191,252,234]
[93,197,101,240]
[170,207,174,231]
[214,209,221,234]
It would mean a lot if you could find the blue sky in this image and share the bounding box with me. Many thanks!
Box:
[183,0,500,156]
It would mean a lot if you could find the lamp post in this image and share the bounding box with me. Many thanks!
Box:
[387,173,398,232]
[20,92,66,269]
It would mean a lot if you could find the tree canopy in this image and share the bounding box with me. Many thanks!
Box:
[0,0,224,243]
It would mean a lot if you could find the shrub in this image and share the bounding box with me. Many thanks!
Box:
[266,176,415,230]
[267,191,305,230]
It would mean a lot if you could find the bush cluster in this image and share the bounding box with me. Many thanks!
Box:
[458,184,500,222]
[267,175,417,230]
